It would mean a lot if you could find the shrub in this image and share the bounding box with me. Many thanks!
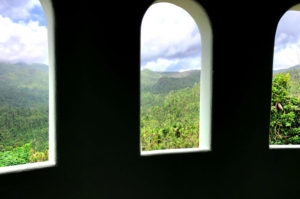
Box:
[270,73,300,144]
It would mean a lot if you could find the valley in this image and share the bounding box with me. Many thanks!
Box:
[140,69,200,151]
[0,62,49,167]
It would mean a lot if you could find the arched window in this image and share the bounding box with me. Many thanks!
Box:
[140,0,212,155]
[270,4,300,148]
[0,0,56,174]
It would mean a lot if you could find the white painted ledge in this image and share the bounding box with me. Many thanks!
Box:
[0,161,56,175]
[141,147,210,156]
[269,145,300,149]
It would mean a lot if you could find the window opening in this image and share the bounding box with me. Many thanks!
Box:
[140,0,212,155]
[270,5,300,148]
[0,0,56,173]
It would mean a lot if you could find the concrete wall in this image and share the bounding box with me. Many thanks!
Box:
[1,0,300,198]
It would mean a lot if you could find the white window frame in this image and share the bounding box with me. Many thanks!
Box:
[140,0,213,156]
[269,3,300,150]
[0,0,56,174]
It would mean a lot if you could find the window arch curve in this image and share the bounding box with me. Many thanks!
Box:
[269,4,300,148]
[140,0,212,155]
[0,0,56,174]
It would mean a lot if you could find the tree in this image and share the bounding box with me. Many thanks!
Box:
[270,73,300,144]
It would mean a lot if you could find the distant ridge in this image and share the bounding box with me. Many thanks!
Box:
[0,62,48,72]
[141,69,200,94]
[159,69,200,78]
[273,64,300,98]
[0,62,49,107]
[274,64,300,73]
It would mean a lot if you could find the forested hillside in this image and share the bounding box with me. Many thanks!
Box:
[270,65,300,144]
[0,62,49,167]
[140,69,200,150]
[141,67,300,149]
[274,65,300,98]
[141,69,200,94]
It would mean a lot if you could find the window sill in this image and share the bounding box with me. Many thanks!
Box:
[0,161,56,175]
[140,147,210,156]
[269,144,300,149]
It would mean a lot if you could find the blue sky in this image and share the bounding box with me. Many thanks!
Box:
[141,3,300,72]
[24,4,47,26]
[0,0,48,64]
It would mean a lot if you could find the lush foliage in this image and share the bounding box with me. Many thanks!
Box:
[0,143,48,167]
[141,67,300,149]
[269,73,300,144]
[274,65,300,98]
[0,62,49,167]
[0,143,31,167]
[141,69,200,151]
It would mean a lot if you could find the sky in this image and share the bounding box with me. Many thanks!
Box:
[141,3,300,72]
[273,10,300,70]
[141,3,201,72]
[0,0,48,65]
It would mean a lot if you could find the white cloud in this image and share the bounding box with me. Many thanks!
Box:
[0,14,48,64]
[0,0,41,20]
[273,41,300,70]
[143,58,179,71]
[142,56,201,72]
[273,11,300,70]
[141,2,201,71]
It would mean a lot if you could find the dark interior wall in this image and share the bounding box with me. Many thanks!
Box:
[1,0,300,198]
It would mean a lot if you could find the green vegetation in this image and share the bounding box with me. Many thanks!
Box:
[0,62,49,167]
[269,72,300,144]
[141,69,200,94]
[0,143,48,167]
[140,69,200,151]
[0,143,31,167]
[274,65,300,99]
[141,66,300,150]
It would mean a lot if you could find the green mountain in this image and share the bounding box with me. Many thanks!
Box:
[274,65,300,98]
[274,65,300,73]
[0,62,48,107]
[140,69,201,150]
[140,83,200,150]
[141,69,200,94]
[0,62,49,155]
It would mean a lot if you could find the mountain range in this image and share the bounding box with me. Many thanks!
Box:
[141,69,200,94]
[274,64,300,73]
[274,64,300,97]
[0,62,48,107]
[141,64,299,97]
